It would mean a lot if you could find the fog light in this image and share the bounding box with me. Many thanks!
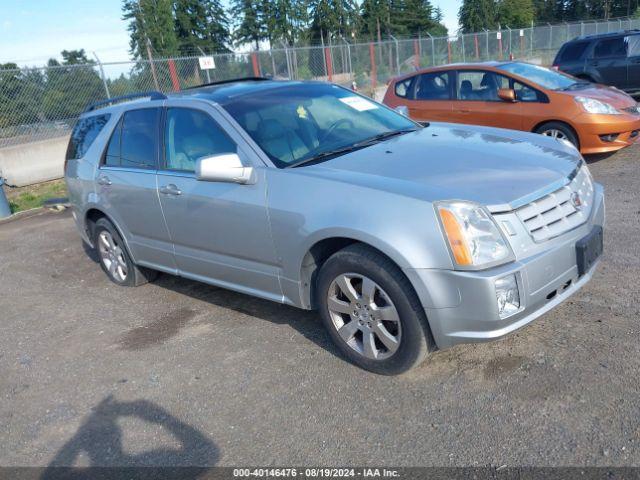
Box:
[495,274,520,319]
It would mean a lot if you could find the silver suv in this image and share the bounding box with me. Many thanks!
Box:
[65,79,604,374]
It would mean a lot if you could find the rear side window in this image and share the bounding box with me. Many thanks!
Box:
[414,72,451,100]
[103,108,160,169]
[558,42,589,62]
[594,37,627,58]
[66,114,110,160]
[395,77,414,98]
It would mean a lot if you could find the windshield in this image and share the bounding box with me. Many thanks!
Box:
[496,62,581,90]
[222,83,418,168]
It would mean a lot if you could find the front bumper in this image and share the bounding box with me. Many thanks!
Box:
[575,112,640,154]
[405,183,605,350]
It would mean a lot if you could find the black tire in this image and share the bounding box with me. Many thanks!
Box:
[316,244,433,375]
[535,121,579,149]
[93,217,158,287]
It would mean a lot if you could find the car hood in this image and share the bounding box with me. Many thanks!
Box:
[302,123,583,211]
[558,83,637,109]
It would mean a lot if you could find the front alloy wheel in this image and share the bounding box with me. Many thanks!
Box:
[327,273,401,360]
[317,244,432,374]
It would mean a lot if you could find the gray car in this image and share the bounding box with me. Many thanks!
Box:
[65,79,605,374]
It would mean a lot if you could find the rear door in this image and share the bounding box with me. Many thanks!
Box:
[401,70,454,122]
[156,100,281,301]
[588,36,628,89]
[97,107,176,272]
[449,70,523,130]
[626,34,640,93]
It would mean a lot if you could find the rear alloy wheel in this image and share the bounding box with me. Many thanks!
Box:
[93,217,158,287]
[536,122,579,149]
[317,244,432,375]
[97,230,128,283]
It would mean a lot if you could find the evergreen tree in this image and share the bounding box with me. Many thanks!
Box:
[400,0,448,36]
[263,0,310,46]
[174,0,230,54]
[497,0,535,27]
[0,64,45,128]
[122,0,179,58]
[360,0,399,38]
[230,0,267,50]
[459,0,498,32]
[43,50,104,120]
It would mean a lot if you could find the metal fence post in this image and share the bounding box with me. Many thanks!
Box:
[484,29,489,61]
[426,32,435,66]
[342,37,353,80]
[390,35,400,75]
[530,24,534,56]
[506,26,512,57]
[581,21,585,36]
[461,34,466,62]
[280,40,292,79]
[92,52,111,99]
[548,23,553,50]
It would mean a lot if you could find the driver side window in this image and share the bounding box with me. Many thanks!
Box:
[164,108,236,172]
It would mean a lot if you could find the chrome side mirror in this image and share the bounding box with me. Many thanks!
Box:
[195,153,254,184]
[395,105,409,116]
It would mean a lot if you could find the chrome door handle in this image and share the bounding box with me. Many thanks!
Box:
[160,184,182,196]
[97,175,111,186]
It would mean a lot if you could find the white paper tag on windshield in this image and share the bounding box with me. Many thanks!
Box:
[339,96,378,111]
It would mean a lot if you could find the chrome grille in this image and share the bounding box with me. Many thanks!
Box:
[515,166,594,242]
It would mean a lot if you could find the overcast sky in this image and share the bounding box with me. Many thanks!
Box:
[0,0,462,67]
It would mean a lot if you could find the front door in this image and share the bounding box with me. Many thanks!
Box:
[97,106,176,271]
[450,70,523,131]
[156,102,282,301]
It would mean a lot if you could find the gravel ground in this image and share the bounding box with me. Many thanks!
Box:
[0,145,639,468]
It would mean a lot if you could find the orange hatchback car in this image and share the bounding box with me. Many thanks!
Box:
[383,61,640,155]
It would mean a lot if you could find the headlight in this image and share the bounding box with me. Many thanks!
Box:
[575,96,620,115]
[436,201,513,269]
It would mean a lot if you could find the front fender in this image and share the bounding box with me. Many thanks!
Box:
[266,169,454,308]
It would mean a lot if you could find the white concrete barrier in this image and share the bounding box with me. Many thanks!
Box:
[0,135,69,187]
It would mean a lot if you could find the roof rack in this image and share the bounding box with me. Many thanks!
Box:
[83,91,167,113]
[184,76,272,90]
[575,28,640,40]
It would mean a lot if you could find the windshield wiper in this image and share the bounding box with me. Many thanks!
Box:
[287,128,418,169]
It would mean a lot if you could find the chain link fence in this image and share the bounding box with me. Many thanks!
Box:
[2,16,639,148]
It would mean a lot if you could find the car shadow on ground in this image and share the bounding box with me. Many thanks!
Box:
[40,395,218,478]
[584,151,617,164]
[82,242,341,361]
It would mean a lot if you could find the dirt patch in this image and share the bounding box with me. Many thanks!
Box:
[483,355,528,379]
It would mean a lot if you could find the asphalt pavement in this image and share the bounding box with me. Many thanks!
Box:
[1,145,639,468]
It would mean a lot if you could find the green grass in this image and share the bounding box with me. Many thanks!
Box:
[5,179,67,214]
